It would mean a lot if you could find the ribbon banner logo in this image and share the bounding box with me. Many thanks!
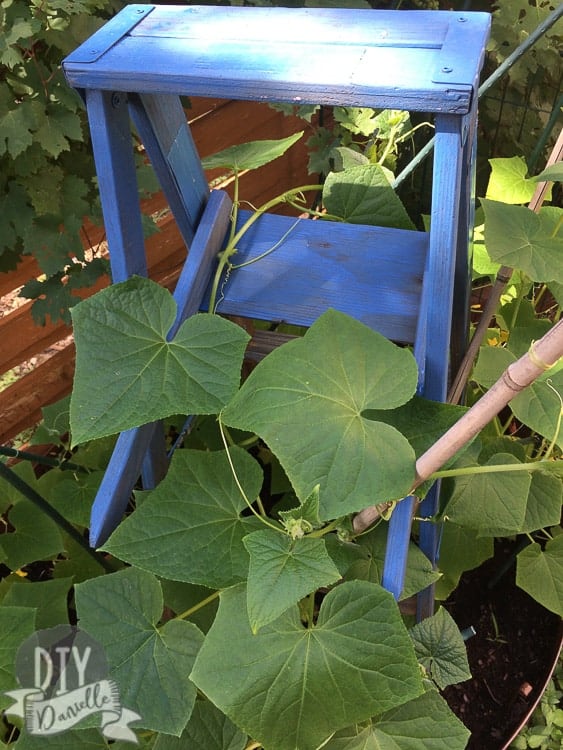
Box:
[4,624,140,743]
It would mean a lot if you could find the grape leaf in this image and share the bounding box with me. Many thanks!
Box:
[0,105,34,157]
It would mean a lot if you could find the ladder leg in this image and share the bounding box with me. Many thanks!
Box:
[417,113,465,619]
[382,496,417,600]
[85,90,147,281]
[451,104,479,381]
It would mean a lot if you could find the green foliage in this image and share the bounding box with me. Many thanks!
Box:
[70,279,250,445]
[408,607,471,690]
[75,567,204,735]
[0,0,158,324]
[102,448,264,589]
[323,689,470,750]
[480,0,562,166]
[191,581,423,750]
[222,309,418,519]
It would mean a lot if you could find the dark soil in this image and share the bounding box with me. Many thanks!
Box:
[443,539,563,749]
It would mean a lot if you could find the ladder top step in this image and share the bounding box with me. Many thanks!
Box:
[63,4,490,113]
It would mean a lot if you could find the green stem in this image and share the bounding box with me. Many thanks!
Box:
[218,415,284,534]
[209,184,322,313]
[377,123,401,166]
[229,185,323,248]
[307,519,341,538]
[176,589,221,620]
[229,170,240,245]
[432,459,559,480]
[0,461,115,573]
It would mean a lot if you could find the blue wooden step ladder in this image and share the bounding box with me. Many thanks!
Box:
[63,5,490,617]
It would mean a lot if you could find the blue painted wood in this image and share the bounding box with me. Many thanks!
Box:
[382,496,417,599]
[128,93,208,246]
[63,6,490,113]
[85,90,147,282]
[90,422,158,547]
[432,13,489,87]
[206,212,427,345]
[66,5,491,613]
[64,4,154,64]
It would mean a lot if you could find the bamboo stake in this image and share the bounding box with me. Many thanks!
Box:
[353,319,563,533]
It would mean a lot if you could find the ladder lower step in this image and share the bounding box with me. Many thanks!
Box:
[206,209,429,345]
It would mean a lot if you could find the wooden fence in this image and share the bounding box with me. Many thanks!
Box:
[0,99,311,444]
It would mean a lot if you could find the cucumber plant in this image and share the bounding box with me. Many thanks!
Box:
[0,137,562,749]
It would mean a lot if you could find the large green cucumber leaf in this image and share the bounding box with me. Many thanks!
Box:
[481,200,563,282]
[443,454,531,536]
[38,468,104,528]
[364,396,467,460]
[191,581,423,750]
[322,689,470,750]
[510,366,563,450]
[243,529,341,632]
[535,163,563,183]
[201,131,303,172]
[102,448,263,589]
[323,164,415,229]
[222,310,418,520]
[75,567,204,735]
[520,470,563,533]
[516,534,563,617]
[153,701,247,750]
[408,607,471,689]
[70,277,249,445]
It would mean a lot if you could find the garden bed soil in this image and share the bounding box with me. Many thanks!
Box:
[444,539,563,749]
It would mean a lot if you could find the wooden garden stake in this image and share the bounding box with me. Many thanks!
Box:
[354,319,563,533]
